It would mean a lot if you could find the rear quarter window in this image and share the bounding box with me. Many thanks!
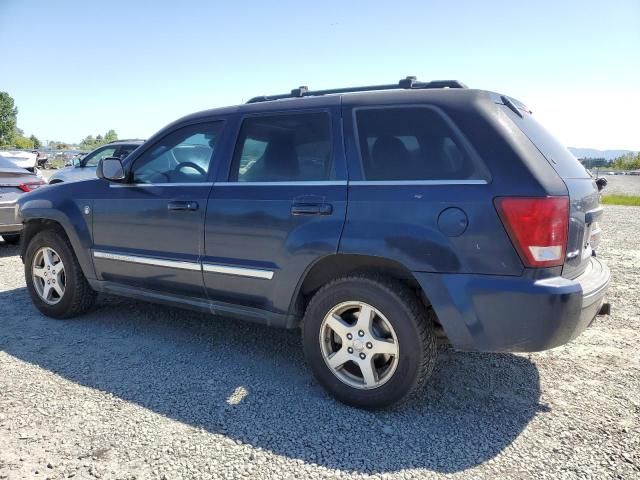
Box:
[355,106,489,181]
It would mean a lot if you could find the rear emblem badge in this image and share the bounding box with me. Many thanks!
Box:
[84,206,91,215]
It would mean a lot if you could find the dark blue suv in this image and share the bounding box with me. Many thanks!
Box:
[16,78,610,408]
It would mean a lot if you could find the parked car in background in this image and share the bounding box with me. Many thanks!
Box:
[33,150,50,168]
[16,77,610,408]
[0,150,38,172]
[0,157,45,244]
[48,140,144,184]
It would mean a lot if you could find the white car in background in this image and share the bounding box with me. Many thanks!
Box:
[47,140,143,184]
[0,150,37,172]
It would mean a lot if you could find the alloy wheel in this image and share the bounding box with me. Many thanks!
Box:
[32,246,66,305]
[319,301,399,389]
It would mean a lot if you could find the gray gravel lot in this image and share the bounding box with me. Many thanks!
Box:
[1,206,639,480]
[596,175,640,196]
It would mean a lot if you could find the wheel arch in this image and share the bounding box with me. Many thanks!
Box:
[21,216,97,281]
[288,254,433,325]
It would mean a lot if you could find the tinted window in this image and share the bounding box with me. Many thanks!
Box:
[132,122,222,184]
[356,107,485,181]
[230,112,333,182]
[83,146,118,167]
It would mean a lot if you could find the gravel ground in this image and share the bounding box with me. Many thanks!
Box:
[0,206,638,480]
[596,175,640,196]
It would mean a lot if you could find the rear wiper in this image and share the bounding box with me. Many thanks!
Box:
[501,95,523,118]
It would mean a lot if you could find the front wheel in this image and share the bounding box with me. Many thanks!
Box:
[302,274,437,409]
[24,229,96,318]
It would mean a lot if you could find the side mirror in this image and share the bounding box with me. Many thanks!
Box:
[97,157,126,182]
[596,177,607,191]
[72,157,81,167]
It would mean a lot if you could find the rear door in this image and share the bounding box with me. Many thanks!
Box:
[503,103,600,278]
[91,121,224,298]
[203,107,348,319]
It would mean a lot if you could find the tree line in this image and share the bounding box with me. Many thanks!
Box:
[0,92,42,149]
[79,130,118,150]
[609,152,640,170]
[0,91,117,151]
[2,89,637,164]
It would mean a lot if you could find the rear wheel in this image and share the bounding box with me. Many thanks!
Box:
[2,234,20,244]
[24,229,96,318]
[302,274,437,409]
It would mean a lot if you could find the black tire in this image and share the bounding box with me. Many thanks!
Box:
[302,274,437,409]
[2,234,20,244]
[24,229,96,319]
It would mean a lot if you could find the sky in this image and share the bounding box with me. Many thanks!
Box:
[1,0,639,150]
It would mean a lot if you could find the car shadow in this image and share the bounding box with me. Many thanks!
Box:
[0,241,20,258]
[0,287,546,474]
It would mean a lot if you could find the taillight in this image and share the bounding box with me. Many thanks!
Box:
[18,181,45,192]
[494,197,569,268]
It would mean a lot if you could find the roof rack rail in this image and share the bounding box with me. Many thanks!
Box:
[105,139,146,144]
[246,76,467,104]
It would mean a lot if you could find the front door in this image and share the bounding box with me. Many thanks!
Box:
[203,108,348,320]
[91,121,224,299]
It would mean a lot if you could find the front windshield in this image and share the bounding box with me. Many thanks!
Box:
[83,146,118,167]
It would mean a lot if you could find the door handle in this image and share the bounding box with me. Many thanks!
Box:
[168,201,199,211]
[291,203,333,216]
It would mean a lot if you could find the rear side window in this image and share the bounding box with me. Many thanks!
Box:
[355,107,487,181]
[230,112,334,182]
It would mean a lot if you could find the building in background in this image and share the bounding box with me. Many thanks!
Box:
[579,157,610,169]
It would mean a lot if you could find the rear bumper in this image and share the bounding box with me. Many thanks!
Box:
[414,256,610,352]
[0,224,22,234]
[0,204,22,234]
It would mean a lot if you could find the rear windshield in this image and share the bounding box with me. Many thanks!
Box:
[0,157,21,169]
[504,107,590,179]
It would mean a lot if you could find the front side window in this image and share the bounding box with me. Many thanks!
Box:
[356,107,487,181]
[131,122,223,184]
[83,146,118,167]
[230,112,334,182]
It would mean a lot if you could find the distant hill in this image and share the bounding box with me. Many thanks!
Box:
[568,148,634,160]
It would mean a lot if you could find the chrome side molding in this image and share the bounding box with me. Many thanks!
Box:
[93,251,202,271]
[93,250,275,280]
[202,263,274,280]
